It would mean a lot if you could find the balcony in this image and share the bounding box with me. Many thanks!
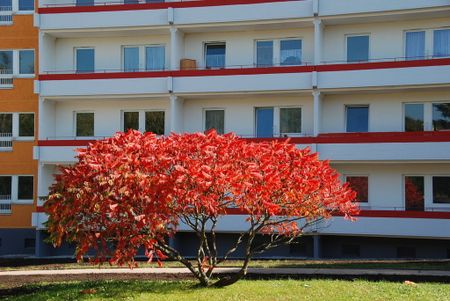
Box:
[317,57,450,91]
[38,0,312,31]
[0,71,13,89]
[0,198,12,215]
[0,6,12,25]
[0,133,13,151]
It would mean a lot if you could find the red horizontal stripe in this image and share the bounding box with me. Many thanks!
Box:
[34,206,450,219]
[38,58,450,81]
[38,131,450,147]
[38,0,297,14]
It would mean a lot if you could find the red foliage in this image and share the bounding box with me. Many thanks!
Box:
[45,130,358,267]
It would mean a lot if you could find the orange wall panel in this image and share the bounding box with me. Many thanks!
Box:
[0,79,38,112]
[0,16,38,50]
[0,205,35,228]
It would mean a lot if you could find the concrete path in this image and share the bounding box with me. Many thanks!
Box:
[1,267,450,278]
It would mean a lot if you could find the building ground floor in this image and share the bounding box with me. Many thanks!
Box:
[30,230,450,260]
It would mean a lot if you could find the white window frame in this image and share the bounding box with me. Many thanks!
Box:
[254,37,303,67]
[402,102,425,132]
[402,174,425,211]
[74,47,95,73]
[204,42,226,69]
[431,101,450,131]
[73,111,95,138]
[402,26,450,59]
[345,104,370,133]
[345,33,371,63]
[403,30,426,59]
[16,0,34,14]
[344,175,370,207]
[0,174,34,205]
[402,174,450,211]
[278,106,303,137]
[121,110,166,134]
[0,112,34,141]
[0,49,35,78]
[203,108,226,134]
[431,175,450,207]
[121,44,167,72]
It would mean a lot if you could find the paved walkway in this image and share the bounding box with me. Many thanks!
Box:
[1,267,450,278]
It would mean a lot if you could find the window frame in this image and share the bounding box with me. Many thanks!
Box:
[121,109,166,135]
[17,0,34,13]
[403,175,425,211]
[74,47,95,73]
[279,106,303,137]
[432,175,450,205]
[74,111,95,138]
[431,101,450,131]
[203,108,226,135]
[121,44,167,72]
[432,27,450,58]
[0,175,34,205]
[403,102,425,132]
[344,175,370,205]
[345,105,370,133]
[254,37,303,67]
[403,30,426,60]
[345,33,371,63]
[204,42,226,69]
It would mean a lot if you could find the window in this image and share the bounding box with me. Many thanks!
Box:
[397,247,416,259]
[0,51,13,74]
[0,176,12,199]
[19,50,34,74]
[405,31,425,60]
[346,176,368,203]
[18,0,34,11]
[433,176,450,204]
[76,0,94,6]
[405,176,424,211]
[346,35,369,62]
[205,110,225,135]
[256,41,273,67]
[146,46,165,71]
[124,0,139,3]
[280,107,301,135]
[346,106,369,132]
[123,47,140,72]
[0,0,12,8]
[18,113,34,137]
[432,103,450,131]
[404,103,424,132]
[255,107,274,138]
[205,43,225,69]
[0,113,12,134]
[434,29,450,58]
[123,112,139,131]
[76,48,95,73]
[342,244,360,258]
[76,112,94,137]
[145,111,165,135]
[18,176,33,200]
[280,39,302,66]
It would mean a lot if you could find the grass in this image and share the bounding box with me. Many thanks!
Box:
[1,259,450,272]
[2,279,450,301]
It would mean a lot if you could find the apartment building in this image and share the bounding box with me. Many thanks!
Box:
[31,0,450,258]
[0,0,37,256]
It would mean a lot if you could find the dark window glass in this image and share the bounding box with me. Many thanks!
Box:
[404,103,424,132]
[145,111,164,135]
[76,113,94,137]
[405,176,424,211]
[76,0,94,6]
[0,176,12,199]
[146,0,164,2]
[342,244,360,258]
[19,50,34,74]
[433,176,450,204]
[18,0,34,11]
[280,39,302,66]
[280,108,301,135]
[205,110,224,135]
[432,103,450,131]
[205,44,225,68]
[76,48,95,73]
[346,176,368,203]
[397,247,416,259]
[256,107,274,138]
[19,114,34,137]
[123,112,139,131]
[124,0,139,3]
[0,114,12,134]
[24,238,35,249]
[347,35,369,62]
[18,176,33,200]
[0,51,13,74]
[346,106,369,132]
[256,40,273,67]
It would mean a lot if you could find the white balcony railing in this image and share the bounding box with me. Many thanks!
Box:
[0,6,12,25]
[0,133,13,149]
[0,70,13,88]
[0,198,12,214]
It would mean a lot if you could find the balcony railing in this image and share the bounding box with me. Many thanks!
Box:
[41,0,205,8]
[0,6,12,25]
[0,70,13,88]
[321,54,450,65]
[0,133,13,149]
[0,198,12,214]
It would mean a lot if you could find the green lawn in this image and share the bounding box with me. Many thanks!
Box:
[2,279,450,301]
[1,259,450,271]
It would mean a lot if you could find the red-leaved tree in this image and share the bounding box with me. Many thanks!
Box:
[45,130,358,287]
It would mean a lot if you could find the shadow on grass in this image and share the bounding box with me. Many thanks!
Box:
[0,280,207,300]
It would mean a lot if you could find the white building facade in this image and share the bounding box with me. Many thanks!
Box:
[32,0,450,258]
